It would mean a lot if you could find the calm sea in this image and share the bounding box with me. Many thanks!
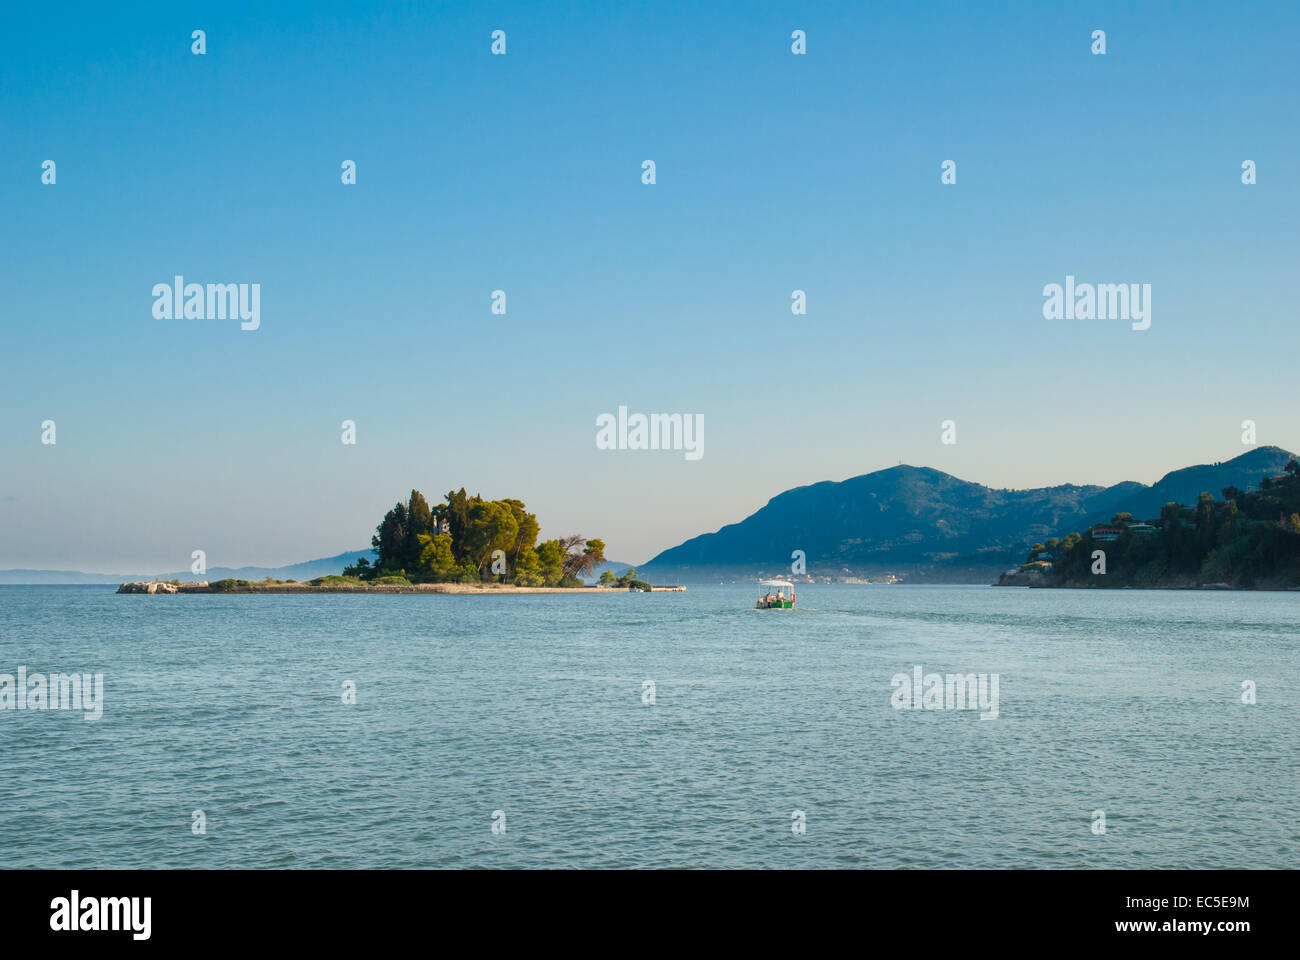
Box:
[0,584,1295,868]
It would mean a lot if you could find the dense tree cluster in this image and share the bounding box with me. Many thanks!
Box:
[343,489,606,586]
[597,567,652,591]
[1038,460,1300,587]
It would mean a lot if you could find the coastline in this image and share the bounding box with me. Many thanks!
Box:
[117,581,685,595]
[992,569,1295,590]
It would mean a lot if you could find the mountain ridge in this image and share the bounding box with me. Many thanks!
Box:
[638,446,1296,583]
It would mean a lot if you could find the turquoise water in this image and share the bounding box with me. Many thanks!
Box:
[0,584,1295,868]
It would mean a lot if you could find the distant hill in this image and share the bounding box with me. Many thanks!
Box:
[0,549,378,585]
[0,569,128,585]
[1099,446,1295,522]
[585,560,636,581]
[639,447,1297,583]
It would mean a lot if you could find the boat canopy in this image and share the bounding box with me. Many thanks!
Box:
[759,579,793,588]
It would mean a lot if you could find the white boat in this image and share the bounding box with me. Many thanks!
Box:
[756,579,795,609]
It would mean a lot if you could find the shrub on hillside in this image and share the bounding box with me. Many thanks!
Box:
[209,579,251,592]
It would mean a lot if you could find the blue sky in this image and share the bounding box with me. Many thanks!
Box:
[1,1,1298,571]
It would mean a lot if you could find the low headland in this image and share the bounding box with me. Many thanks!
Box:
[996,460,1300,589]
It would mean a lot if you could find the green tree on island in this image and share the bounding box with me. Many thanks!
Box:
[597,567,651,590]
[344,489,606,587]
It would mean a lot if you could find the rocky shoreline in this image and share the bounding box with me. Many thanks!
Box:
[993,566,1051,587]
[117,581,685,594]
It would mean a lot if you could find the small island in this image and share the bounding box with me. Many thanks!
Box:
[119,488,683,594]
[117,580,683,594]
[996,459,1300,589]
